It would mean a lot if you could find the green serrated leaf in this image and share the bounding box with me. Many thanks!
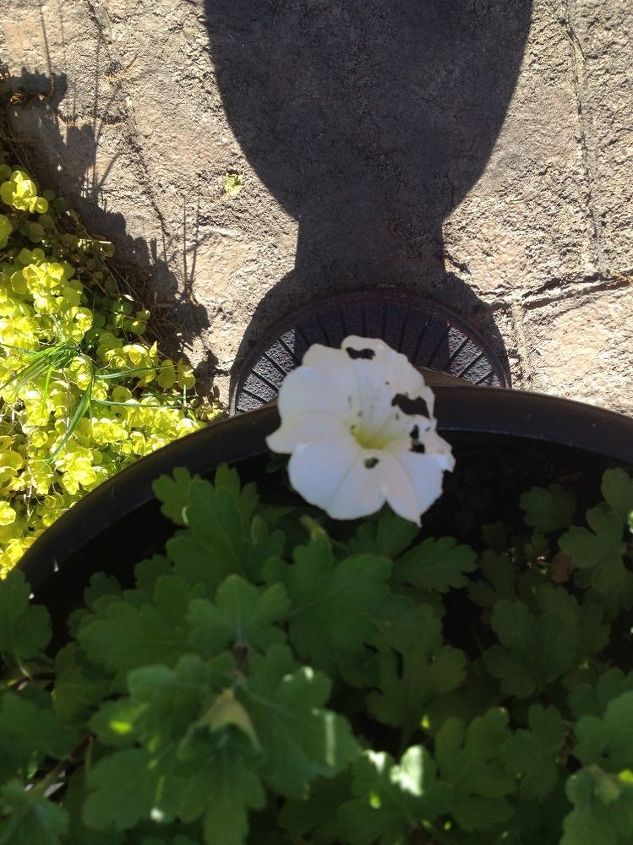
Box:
[561,766,633,845]
[188,575,289,656]
[269,540,392,680]
[83,747,166,830]
[63,769,126,845]
[239,645,359,798]
[499,705,565,799]
[569,668,633,719]
[152,467,195,526]
[86,653,263,844]
[423,659,502,736]
[280,772,352,844]
[0,689,78,782]
[435,709,515,833]
[368,604,465,741]
[520,484,576,533]
[0,571,50,666]
[166,478,250,588]
[601,468,633,523]
[53,643,111,725]
[135,555,173,593]
[468,550,519,610]
[0,780,68,845]
[484,587,588,698]
[78,600,188,674]
[575,692,633,772]
[197,746,265,845]
[83,572,122,612]
[153,574,205,626]
[338,747,452,845]
[213,464,259,530]
[164,472,276,591]
[348,511,419,558]
[395,537,477,594]
[560,506,633,611]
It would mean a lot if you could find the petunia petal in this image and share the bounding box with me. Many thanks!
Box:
[388,449,452,519]
[324,450,392,520]
[266,412,352,453]
[287,438,363,513]
[418,427,456,470]
[344,335,433,408]
[277,366,353,420]
[352,449,423,524]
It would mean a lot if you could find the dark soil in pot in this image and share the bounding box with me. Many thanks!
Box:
[25,430,632,652]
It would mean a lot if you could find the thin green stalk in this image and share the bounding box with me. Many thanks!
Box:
[96,365,161,380]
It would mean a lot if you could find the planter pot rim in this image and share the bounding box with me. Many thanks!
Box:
[18,384,633,591]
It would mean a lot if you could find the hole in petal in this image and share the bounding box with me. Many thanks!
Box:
[410,443,426,454]
[410,425,419,440]
[391,393,430,417]
[346,346,375,360]
[364,457,380,468]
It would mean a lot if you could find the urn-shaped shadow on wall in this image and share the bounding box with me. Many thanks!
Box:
[204,0,533,409]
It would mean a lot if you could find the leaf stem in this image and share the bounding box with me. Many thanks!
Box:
[31,735,92,797]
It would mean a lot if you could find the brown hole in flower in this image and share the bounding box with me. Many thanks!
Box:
[346,346,375,360]
[364,457,380,468]
[392,393,430,417]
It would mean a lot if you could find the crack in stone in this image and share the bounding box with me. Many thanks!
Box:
[510,302,534,388]
[559,0,604,273]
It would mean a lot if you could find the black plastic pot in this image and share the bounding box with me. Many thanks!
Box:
[18,382,633,636]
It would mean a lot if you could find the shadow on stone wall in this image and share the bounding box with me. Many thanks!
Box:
[1,65,212,370]
[204,0,532,387]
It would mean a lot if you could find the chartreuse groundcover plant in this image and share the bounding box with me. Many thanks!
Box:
[0,157,215,569]
[1,338,633,845]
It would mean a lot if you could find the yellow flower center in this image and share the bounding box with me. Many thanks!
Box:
[350,422,393,450]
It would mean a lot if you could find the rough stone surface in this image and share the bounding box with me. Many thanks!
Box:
[0,0,631,412]
[522,284,633,415]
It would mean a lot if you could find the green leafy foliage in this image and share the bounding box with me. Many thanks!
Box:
[483,586,608,698]
[0,780,68,845]
[239,645,359,797]
[0,571,50,665]
[368,604,466,740]
[0,465,631,844]
[0,688,78,782]
[435,710,515,832]
[187,576,289,656]
[265,539,392,681]
[568,668,633,719]
[348,511,418,558]
[574,692,633,772]
[338,747,451,844]
[520,484,576,533]
[395,537,477,593]
[166,470,283,591]
[560,478,633,613]
[562,767,633,845]
[153,467,196,526]
[499,705,566,799]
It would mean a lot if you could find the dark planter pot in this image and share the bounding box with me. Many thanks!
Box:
[18,382,633,640]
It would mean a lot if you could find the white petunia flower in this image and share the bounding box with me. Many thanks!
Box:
[266,336,455,524]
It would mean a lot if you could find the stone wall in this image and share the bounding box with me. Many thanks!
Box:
[1,0,631,412]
